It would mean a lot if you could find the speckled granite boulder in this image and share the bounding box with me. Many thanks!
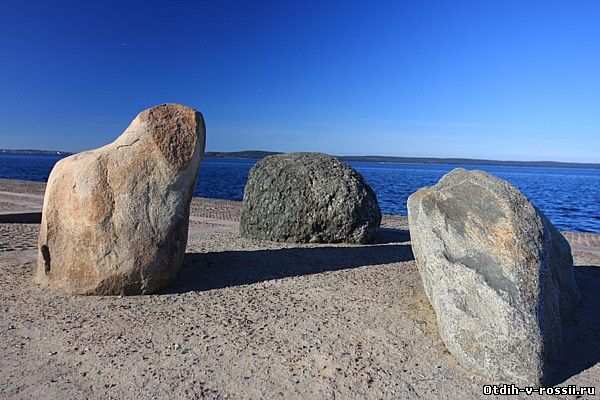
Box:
[37,104,205,295]
[240,152,381,244]
[407,168,581,385]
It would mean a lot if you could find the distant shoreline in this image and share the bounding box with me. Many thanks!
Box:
[2,149,600,169]
[0,149,71,156]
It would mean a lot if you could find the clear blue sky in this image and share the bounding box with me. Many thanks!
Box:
[1,0,599,162]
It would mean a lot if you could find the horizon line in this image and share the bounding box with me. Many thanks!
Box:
[2,148,599,167]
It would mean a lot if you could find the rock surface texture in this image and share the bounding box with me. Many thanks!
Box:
[240,153,381,244]
[37,104,205,295]
[407,168,581,386]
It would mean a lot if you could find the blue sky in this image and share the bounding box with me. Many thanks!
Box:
[1,0,599,162]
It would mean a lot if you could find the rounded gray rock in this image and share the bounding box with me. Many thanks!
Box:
[240,152,381,244]
[407,168,581,386]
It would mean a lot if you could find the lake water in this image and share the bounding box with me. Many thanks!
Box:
[1,153,599,233]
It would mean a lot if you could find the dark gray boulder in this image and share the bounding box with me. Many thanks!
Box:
[240,152,381,244]
[407,168,581,386]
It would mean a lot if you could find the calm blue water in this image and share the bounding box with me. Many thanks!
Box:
[1,153,599,233]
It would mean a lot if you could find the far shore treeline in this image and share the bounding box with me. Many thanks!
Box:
[2,148,600,169]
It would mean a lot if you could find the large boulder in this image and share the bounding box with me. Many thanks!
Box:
[240,152,381,244]
[407,168,581,385]
[37,104,205,295]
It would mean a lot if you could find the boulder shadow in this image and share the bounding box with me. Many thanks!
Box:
[167,242,414,293]
[548,265,600,385]
[374,227,410,244]
[0,212,42,223]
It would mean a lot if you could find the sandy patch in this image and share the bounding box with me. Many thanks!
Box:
[0,180,599,399]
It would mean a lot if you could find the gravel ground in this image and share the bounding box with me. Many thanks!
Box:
[1,179,599,399]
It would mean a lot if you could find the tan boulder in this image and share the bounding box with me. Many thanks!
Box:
[37,104,205,295]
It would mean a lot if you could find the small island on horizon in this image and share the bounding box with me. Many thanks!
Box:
[3,148,600,169]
